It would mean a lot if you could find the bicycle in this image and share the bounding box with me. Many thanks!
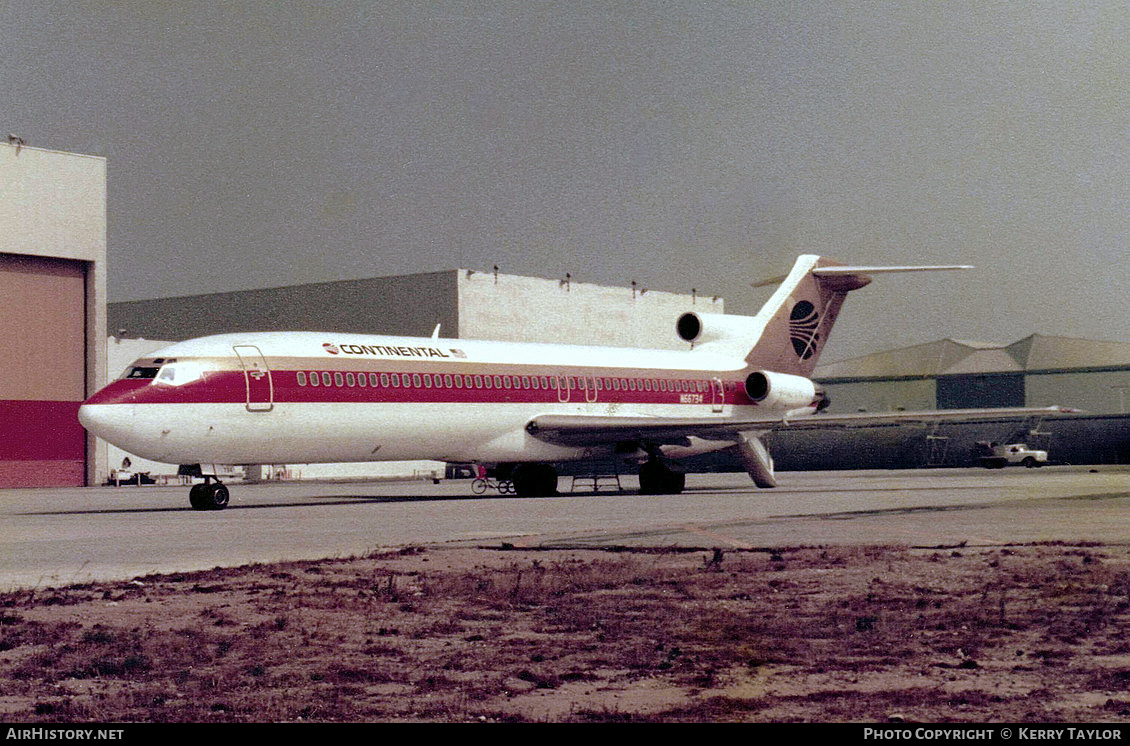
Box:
[471,477,515,495]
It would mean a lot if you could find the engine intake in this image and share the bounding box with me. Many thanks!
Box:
[675,312,703,343]
[744,370,826,412]
[675,311,757,347]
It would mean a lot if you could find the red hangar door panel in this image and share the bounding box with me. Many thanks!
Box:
[0,254,87,487]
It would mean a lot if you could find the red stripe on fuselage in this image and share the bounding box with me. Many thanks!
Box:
[86,364,752,407]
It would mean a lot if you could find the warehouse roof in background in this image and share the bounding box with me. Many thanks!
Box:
[814,334,1130,381]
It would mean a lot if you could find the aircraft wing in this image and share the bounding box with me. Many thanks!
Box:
[524,406,1080,448]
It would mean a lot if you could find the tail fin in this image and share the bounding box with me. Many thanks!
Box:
[742,255,860,376]
[670,255,967,376]
[745,255,973,375]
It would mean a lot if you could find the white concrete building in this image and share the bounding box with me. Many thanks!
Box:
[108,268,720,350]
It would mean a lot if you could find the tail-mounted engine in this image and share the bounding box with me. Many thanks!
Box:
[676,311,758,348]
[744,370,829,412]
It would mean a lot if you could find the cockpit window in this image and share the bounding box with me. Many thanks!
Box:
[125,366,160,379]
[155,361,206,386]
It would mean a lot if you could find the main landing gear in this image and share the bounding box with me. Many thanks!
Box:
[508,463,559,498]
[189,477,230,511]
[638,457,686,495]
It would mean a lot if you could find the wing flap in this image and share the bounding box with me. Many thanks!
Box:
[524,415,779,447]
[525,406,1080,447]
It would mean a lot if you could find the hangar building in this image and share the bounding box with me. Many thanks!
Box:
[814,335,1130,415]
[788,335,1130,470]
[0,141,107,487]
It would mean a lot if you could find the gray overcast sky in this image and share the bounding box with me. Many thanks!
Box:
[3,1,1128,362]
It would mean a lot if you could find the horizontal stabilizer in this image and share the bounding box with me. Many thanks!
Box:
[752,263,972,289]
[811,264,974,276]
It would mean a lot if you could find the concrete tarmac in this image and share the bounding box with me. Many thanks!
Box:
[1,466,1128,590]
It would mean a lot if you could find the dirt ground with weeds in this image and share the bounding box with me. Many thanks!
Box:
[2,542,1130,722]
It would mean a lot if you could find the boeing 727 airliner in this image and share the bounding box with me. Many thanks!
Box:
[79,255,1063,510]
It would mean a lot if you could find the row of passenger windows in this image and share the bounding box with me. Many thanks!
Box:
[295,370,719,394]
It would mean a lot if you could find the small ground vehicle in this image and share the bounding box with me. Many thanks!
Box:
[975,442,1048,469]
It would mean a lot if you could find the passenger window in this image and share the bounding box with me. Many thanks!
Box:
[322,372,332,387]
[370,373,379,387]
[423,374,432,388]
[380,373,390,387]
[503,375,512,389]
[493,375,502,388]
[454,374,463,388]
[391,373,400,387]
[310,372,319,387]
[412,374,422,388]
[522,376,530,389]
[334,372,344,387]
[474,375,483,388]
[444,374,453,388]
[357,373,367,387]
[346,373,356,387]
[297,371,307,386]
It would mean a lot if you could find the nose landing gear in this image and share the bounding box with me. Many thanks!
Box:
[189,477,230,511]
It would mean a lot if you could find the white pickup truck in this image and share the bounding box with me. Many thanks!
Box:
[977,443,1048,469]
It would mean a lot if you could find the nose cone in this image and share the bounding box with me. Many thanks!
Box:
[78,401,133,445]
[78,381,140,446]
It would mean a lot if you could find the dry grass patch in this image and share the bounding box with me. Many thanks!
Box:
[1,544,1130,721]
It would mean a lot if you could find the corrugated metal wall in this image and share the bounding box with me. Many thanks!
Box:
[936,373,1026,410]
[0,254,87,487]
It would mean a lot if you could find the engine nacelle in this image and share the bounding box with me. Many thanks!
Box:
[744,370,828,412]
[676,311,758,347]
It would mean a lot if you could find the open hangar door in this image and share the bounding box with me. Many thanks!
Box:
[0,254,87,487]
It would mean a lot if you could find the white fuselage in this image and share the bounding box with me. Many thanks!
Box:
[79,331,810,468]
